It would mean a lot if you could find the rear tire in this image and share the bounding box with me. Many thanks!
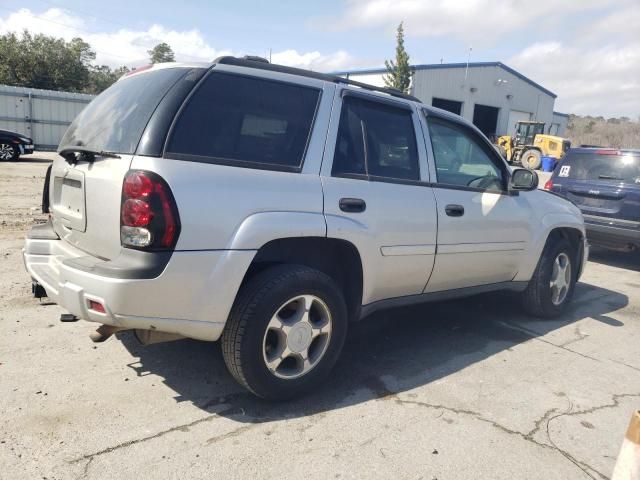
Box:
[522,237,577,318]
[0,143,18,161]
[221,264,348,400]
[521,149,542,170]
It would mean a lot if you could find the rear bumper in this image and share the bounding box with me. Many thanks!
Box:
[23,225,255,341]
[585,221,640,249]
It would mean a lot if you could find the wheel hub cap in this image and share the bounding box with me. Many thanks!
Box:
[550,252,571,306]
[262,294,332,379]
[0,144,13,160]
[287,323,313,353]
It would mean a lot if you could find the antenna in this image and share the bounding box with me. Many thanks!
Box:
[269,48,272,63]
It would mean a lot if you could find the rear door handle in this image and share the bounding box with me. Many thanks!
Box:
[339,198,366,213]
[445,204,464,217]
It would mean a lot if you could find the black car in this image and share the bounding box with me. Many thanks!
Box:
[0,129,34,161]
[545,148,640,251]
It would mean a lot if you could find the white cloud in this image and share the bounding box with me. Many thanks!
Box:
[0,8,354,71]
[322,0,639,117]
[321,0,623,43]
[507,3,640,117]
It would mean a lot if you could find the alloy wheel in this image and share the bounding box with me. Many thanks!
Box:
[550,252,572,305]
[262,294,332,379]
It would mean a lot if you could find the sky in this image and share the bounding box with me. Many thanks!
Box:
[0,0,638,117]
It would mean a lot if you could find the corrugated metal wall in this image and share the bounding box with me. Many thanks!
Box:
[0,85,94,151]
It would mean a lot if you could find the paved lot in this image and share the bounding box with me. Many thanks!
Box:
[1,153,639,480]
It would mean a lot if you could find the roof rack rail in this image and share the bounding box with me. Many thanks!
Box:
[213,56,421,103]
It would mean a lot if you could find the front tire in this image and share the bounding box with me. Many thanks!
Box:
[221,264,348,400]
[522,237,577,318]
[521,149,542,170]
[0,143,19,161]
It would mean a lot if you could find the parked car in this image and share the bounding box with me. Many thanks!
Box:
[24,58,588,400]
[544,148,640,252]
[0,129,34,160]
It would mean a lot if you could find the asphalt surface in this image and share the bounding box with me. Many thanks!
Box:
[1,153,638,480]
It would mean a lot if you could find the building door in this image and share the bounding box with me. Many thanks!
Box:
[472,104,500,138]
[432,98,463,116]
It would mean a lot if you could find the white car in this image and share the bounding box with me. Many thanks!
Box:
[24,57,588,399]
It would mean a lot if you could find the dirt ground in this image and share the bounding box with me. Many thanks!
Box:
[1,153,639,480]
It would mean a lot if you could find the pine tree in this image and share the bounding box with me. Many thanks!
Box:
[148,42,175,64]
[383,22,412,93]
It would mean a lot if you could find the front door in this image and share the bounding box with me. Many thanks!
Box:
[321,92,438,305]
[423,112,533,292]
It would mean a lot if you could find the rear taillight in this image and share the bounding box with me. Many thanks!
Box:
[121,170,180,250]
[544,179,553,191]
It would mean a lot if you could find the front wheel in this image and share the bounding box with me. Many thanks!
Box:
[521,149,542,170]
[0,143,19,161]
[521,237,577,318]
[221,264,348,400]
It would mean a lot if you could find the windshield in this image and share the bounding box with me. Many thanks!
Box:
[58,68,189,155]
[561,152,640,184]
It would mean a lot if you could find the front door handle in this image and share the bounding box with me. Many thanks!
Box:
[445,204,464,217]
[339,198,366,213]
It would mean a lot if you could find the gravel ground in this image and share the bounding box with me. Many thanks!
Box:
[1,153,638,480]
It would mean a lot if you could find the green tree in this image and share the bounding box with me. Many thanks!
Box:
[383,22,412,93]
[147,42,175,64]
[86,65,130,94]
[0,31,95,92]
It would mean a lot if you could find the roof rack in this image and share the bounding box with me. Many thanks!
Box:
[213,56,421,103]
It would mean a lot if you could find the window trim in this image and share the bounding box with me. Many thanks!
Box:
[162,70,323,173]
[331,94,422,183]
[423,109,511,194]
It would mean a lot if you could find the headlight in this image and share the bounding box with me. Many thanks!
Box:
[19,137,31,143]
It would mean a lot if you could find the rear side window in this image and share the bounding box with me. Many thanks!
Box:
[59,68,190,154]
[332,95,419,181]
[559,152,640,184]
[166,73,320,170]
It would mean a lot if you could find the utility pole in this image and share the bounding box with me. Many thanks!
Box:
[464,47,472,82]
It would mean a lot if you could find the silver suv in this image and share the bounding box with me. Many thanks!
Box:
[24,57,588,399]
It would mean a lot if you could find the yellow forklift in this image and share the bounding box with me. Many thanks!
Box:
[496,121,570,169]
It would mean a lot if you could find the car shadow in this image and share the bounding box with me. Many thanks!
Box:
[588,246,640,273]
[118,281,628,423]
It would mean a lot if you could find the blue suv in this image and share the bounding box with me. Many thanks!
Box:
[545,148,640,251]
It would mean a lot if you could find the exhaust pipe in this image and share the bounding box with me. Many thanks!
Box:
[89,325,127,343]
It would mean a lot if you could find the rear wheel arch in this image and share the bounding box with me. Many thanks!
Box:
[240,237,364,321]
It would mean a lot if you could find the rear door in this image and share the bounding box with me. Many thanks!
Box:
[321,91,438,305]
[422,112,533,292]
[51,67,198,260]
[553,150,640,223]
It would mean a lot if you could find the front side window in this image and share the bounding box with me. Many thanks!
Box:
[332,96,420,181]
[427,116,505,192]
[166,73,320,169]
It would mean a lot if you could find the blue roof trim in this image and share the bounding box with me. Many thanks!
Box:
[553,111,570,118]
[332,61,557,99]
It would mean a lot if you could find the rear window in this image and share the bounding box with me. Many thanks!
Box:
[59,68,189,155]
[166,72,321,170]
[559,152,640,185]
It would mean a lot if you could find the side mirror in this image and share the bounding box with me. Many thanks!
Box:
[510,168,538,192]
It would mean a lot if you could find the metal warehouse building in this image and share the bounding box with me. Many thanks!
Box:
[0,84,94,151]
[335,62,568,139]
